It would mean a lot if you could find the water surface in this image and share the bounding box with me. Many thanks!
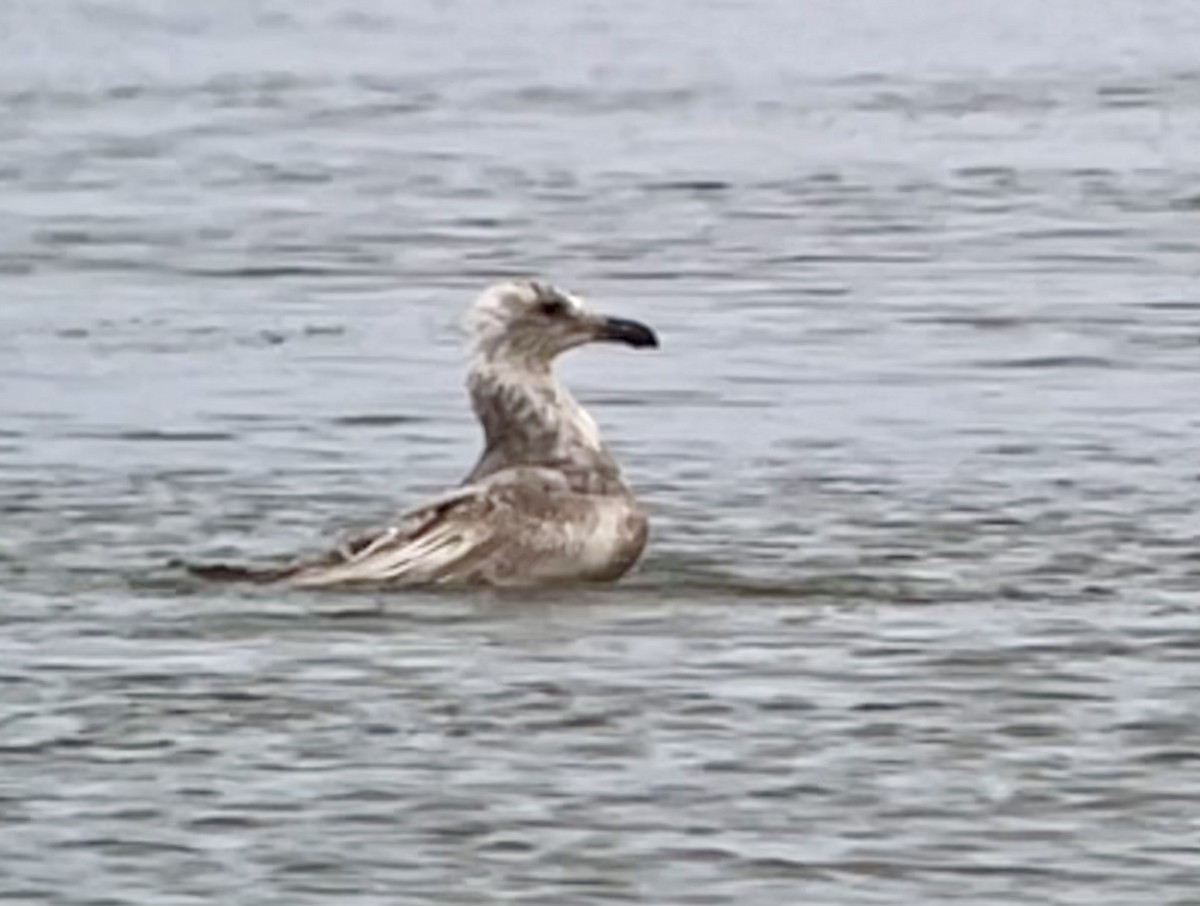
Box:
[4,1,1200,903]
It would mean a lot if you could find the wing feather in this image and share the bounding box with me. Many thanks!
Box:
[285,467,572,587]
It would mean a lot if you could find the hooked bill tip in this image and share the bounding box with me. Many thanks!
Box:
[599,316,659,349]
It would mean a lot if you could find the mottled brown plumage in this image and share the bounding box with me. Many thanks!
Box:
[191,279,658,588]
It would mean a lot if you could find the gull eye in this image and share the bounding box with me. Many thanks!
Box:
[538,298,567,317]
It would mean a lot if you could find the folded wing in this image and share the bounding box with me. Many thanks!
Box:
[284,467,582,587]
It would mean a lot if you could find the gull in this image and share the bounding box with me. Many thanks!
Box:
[191,279,659,588]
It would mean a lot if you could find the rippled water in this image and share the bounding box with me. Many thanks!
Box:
[5,1,1200,902]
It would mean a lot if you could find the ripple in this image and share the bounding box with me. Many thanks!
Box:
[4,0,1200,903]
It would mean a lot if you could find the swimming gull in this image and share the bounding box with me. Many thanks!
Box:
[191,279,659,587]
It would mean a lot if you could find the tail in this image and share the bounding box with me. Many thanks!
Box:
[176,559,300,584]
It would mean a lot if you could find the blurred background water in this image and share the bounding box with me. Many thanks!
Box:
[3,0,1200,903]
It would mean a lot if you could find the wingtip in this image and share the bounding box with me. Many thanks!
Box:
[178,560,292,584]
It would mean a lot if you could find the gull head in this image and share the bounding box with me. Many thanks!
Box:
[466,279,658,367]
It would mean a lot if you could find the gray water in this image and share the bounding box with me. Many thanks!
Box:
[4,1,1200,903]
